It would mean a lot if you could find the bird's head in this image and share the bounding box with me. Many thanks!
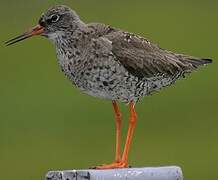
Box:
[5,5,82,46]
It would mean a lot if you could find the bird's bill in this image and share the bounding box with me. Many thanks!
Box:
[5,25,44,46]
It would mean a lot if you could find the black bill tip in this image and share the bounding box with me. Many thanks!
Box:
[4,25,44,46]
[4,33,30,46]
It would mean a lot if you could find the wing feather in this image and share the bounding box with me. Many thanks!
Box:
[87,23,211,79]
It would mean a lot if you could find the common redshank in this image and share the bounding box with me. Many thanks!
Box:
[5,5,212,169]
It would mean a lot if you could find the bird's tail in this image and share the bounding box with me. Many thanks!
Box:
[185,58,213,68]
[176,54,213,69]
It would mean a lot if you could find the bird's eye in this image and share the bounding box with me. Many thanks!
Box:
[50,14,60,23]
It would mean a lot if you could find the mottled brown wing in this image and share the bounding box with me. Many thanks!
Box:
[104,31,194,79]
[87,23,212,79]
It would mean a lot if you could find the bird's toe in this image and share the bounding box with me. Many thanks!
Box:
[91,161,130,169]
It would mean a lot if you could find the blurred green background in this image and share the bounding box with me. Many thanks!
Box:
[0,0,217,179]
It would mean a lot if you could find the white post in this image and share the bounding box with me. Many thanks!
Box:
[46,166,183,180]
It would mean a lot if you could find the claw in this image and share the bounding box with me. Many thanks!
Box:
[92,161,129,169]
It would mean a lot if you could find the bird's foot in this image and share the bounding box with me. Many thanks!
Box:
[92,161,129,169]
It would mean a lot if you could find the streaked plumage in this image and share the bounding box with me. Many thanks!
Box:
[40,6,211,103]
[5,5,212,169]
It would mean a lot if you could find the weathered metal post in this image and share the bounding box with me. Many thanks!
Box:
[46,166,183,180]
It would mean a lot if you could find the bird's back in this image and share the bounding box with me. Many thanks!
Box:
[57,22,212,102]
[87,23,212,78]
[87,23,212,98]
[89,23,211,77]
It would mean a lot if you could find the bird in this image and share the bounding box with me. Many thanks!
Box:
[5,5,212,169]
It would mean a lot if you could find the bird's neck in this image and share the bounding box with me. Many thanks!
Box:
[48,19,87,45]
[54,24,92,56]
[53,24,92,72]
[53,23,89,48]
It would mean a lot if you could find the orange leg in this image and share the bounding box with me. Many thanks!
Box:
[95,101,137,169]
[121,101,137,164]
[112,100,122,163]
